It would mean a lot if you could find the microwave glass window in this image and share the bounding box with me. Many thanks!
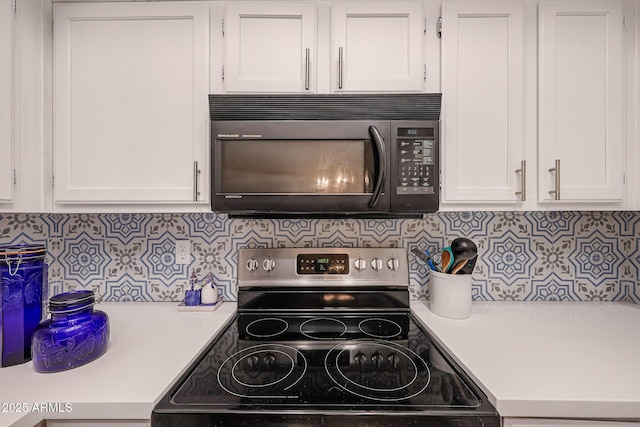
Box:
[221,140,372,194]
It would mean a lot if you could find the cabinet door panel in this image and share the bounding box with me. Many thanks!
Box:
[332,1,423,92]
[53,2,208,204]
[224,2,315,93]
[441,1,524,203]
[0,0,13,203]
[538,0,624,202]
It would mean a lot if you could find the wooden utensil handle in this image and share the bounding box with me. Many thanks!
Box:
[451,260,468,275]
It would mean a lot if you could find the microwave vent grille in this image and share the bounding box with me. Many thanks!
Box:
[209,94,441,121]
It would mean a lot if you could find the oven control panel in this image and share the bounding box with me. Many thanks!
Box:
[297,254,350,275]
[238,248,409,287]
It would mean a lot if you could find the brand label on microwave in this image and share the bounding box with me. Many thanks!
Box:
[217,134,263,138]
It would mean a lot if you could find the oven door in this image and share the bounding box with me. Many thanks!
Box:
[211,121,391,214]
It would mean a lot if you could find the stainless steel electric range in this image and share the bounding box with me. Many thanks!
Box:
[152,248,499,427]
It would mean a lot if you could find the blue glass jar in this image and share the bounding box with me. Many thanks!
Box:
[0,244,47,367]
[31,290,109,373]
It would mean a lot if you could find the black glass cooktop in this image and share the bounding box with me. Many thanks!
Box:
[152,313,499,427]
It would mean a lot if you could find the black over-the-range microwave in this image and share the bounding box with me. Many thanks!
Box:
[208,94,441,217]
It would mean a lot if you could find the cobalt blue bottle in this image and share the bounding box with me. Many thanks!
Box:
[32,290,109,373]
[0,244,47,367]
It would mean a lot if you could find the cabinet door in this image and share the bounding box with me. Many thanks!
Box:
[538,0,624,203]
[0,0,13,204]
[224,2,316,93]
[53,2,209,206]
[441,0,526,204]
[332,1,424,92]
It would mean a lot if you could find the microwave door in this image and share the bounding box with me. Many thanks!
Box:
[212,121,391,214]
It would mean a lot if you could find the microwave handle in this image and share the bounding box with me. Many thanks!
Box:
[368,125,386,208]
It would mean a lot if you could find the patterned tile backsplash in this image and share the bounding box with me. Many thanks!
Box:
[1,211,639,303]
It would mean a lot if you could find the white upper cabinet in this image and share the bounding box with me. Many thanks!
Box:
[217,1,425,94]
[53,1,209,210]
[441,0,527,205]
[223,2,316,93]
[332,1,425,92]
[538,0,625,204]
[0,0,13,205]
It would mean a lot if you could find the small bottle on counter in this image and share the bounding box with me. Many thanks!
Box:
[184,273,201,306]
[200,272,218,305]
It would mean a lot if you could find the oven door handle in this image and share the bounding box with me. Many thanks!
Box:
[368,125,386,208]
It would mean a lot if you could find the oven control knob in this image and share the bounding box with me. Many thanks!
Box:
[371,352,384,369]
[246,258,259,272]
[263,257,276,272]
[354,352,367,368]
[387,258,400,271]
[371,258,383,271]
[247,354,260,370]
[354,258,367,271]
[263,353,276,369]
[387,353,400,369]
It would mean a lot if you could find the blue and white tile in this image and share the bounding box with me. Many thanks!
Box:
[61,231,112,282]
[485,230,536,286]
[140,231,189,287]
[99,214,152,245]
[527,272,580,301]
[104,273,153,302]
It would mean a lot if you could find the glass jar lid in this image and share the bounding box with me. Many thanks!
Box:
[0,244,47,261]
[49,290,96,313]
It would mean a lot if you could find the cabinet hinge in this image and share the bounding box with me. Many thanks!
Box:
[423,18,427,34]
[52,175,55,188]
[423,64,427,81]
[222,18,225,36]
[13,169,17,185]
[622,15,625,29]
[12,0,16,13]
[222,65,225,81]
[437,17,442,38]
[623,171,626,185]
[52,23,55,36]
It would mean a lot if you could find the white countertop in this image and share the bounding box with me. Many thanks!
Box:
[1,300,639,426]
[0,302,236,427]
[411,300,640,419]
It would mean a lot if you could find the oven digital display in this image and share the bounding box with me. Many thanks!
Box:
[297,254,349,275]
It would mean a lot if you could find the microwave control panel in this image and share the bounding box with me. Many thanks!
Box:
[391,122,439,212]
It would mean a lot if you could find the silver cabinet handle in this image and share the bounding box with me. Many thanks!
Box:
[193,161,201,201]
[548,159,560,200]
[304,48,310,91]
[515,160,526,201]
[338,46,343,89]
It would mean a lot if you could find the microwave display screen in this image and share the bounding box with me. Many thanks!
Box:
[220,140,372,194]
[398,128,434,138]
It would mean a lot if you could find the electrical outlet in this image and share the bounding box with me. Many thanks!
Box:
[175,240,190,265]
